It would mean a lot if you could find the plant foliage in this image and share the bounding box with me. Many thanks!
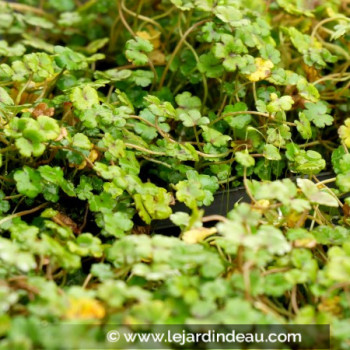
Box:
[0,0,350,348]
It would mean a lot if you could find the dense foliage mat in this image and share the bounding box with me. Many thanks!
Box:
[1,0,350,348]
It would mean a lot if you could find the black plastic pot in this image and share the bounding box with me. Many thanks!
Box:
[152,171,336,234]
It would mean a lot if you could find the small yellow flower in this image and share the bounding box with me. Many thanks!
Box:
[338,118,350,148]
[182,227,217,244]
[65,297,106,320]
[247,58,274,82]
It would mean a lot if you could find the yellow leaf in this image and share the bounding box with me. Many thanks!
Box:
[318,296,342,316]
[293,238,317,248]
[182,227,217,244]
[287,210,307,228]
[136,30,151,40]
[252,199,270,213]
[88,149,99,163]
[339,118,350,148]
[75,160,87,170]
[55,127,68,141]
[65,297,105,320]
[247,58,274,82]
[149,49,166,65]
[136,26,161,49]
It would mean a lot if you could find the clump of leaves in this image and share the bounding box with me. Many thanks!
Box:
[1,0,350,349]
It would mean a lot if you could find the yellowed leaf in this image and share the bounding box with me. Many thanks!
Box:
[149,49,166,65]
[339,118,350,147]
[136,26,161,49]
[55,127,68,141]
[247,58,274,82]
[293,238,317,248]
[182,227,217,244]
[65,297,105,320]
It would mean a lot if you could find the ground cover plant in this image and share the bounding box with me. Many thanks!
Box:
[1,0,350,348]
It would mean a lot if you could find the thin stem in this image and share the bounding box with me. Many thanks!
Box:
[202,215,229,223]
[316,33,350,60]
[314,176,336,185]
[0,203,48,226]
[1,1,52,17]
[243,167,255,203]
[142,156,172,168]
[313,73,350,85]
[0,145,16,154]
[312,175,343,208]
[118,0,158,88]
[291,286,299,314]
[311,16,350,40]
[124,143,166,156]
[121,0,163,32]
[158,19,210,88]
[50,145,95,167]
[218,176,237,185]
[252,82,257,104]
[178,14,208,108]
[193,126,202,151]
[82,273,92,289]
[16,77,32,105]
[4,194,23,200]
[196,150,231,158]
[118,0,135,36]
[209,110,272,127]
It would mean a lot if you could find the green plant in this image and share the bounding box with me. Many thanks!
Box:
[1,0,350,349]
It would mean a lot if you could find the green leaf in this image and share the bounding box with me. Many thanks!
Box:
[223,102,251,129]
[14,166,42,198]
[336,173,350,193]
[175,170,219,209]
[48,0,75,11]
[96,68,132,82]
[70,85,99,110]
[37,116,60,140]
[125,37,153,65]
[170,0,194,10]
[134,183,172,224]
[175,92,201,110]
[0,238,36,272]
[296,112,312,139]
[297,179,338,207]
[103,212,133,237]
[267,94,294,113]
[263,144,281,161]
[214,5,244,25]
[170,212,191,229]
[198,52,224,78]
[303,101,333,128]
[24,15,54,29]
[260,44,281,64]
[201,126,231,147]
[54,46,88,70]
[67,233,103,258]
[264,273,293,296]
[290,150,326,175]
[129,70,154,87]
[0,87,14,106]
[15,137,45,157]
[85,38,109,54]
[177,109,209,127]
[72,133,93,150]
[235,150,255,167]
